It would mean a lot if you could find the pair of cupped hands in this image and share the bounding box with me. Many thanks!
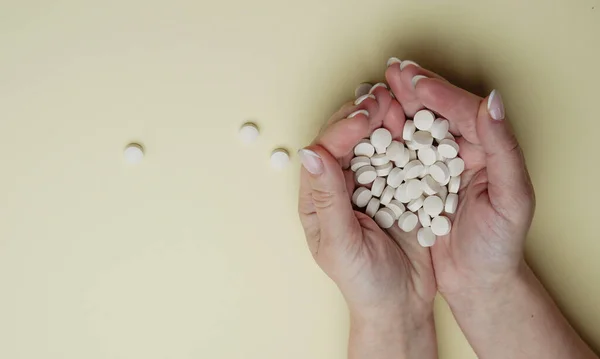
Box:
[297,60,535,334]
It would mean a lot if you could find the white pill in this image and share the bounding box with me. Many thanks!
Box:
[356,166,377,184]
[406,178,423,200]
[386,168,405,188]
[412,131,434,149]
[398,211,419,232]
[375,162,393,177]
[405,141,418,151]
[404,160,424,179]
[371,177,386,197]
[417,227,437,247]
[350,156,371,171]
[436,150,445,162]
[386,141,407,162]
[371,128,393,149]
[423,195,444,217]
[270,149,290,170]
[124,143,144,164]
[448,176,461,194]
[421,175,443,195]
[445,132,456,141]
[418,208,431,227]
[366,197,381,217]
[386,200,406,218]
[355,83,373,98]
[394,152,410,168]
[430,119,450,140]
[371,153,390,166]
[375,146,387,154]
[394,183,412,203]
[445,193,458,214]
[431,216,452,236]
[380,186,395,205]
[414,110,435,131]
[374,208,396,229]
[409,149,417,160]
[352,187,372,208]
[447,157,465,177]
[239,123,260,143]
[418,165,429,179]
[438,186,448,202]
[417,147,437,166]
[438,139,459,159]
[354,140,375,157]
[407,195,425,212]
[429,161,450,184]
[403,121,416,141]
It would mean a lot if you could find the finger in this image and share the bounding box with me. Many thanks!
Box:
[298,169,320,255]
[314,112,370,164]
[354,94,379,126]
[323,101,357,130]
[383,99,406,140]
[355,83,373,98]
[368,83,393,131]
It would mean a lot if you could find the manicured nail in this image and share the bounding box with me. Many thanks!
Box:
[348,109,369,118]
[387,57,402,67]
[298,149,324,175]
[354,94,376,105]
[411,75,428,89]
[487,89,505,121]
[400,60,420,71]
[368,82,388,94]
[354,83,373,98]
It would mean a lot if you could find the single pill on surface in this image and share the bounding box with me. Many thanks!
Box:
[448,176,461,194]
[350,156,371,171]
[380,186,395,205]
[375,162,393,177]
[404,160,424,179]
[407,195,425,212]
[403,121,416,141]
[386,200,406,218]
[431,216,452,236]
[423,195,444,217]
[354,140,375,157]
[445,193,458,214]
[386,141,406,162]
[412,131,434,149]
[355,83,373,98]
[430,119,450,140]
[447,157,465,177]
[371,153,390,166]
[417,227,437,247]
[352,187,372,208]
[374,208,396,229]
[398,211,419,232]
[371,177,386,197]
[356,166,377,184]
[409,149,417,161]
[371,128,393,149]
[429,161,450,184]
[270,149,290,170]
[406,179,423,200]
[366,198,381,217]
[417,147,437,166]
[124,143,144,164]
[421,175,443,195]
[239,123,260,143]
[414,110,436,131]
[438,139,459,159]
[394,183,412,203]
[418,208,431,227]
[387,167,405,188]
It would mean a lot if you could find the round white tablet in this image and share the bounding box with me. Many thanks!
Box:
[403,121,416,141]
[380,186,395,205]
[366,198,381,217]
[398,212,419,232]
[386,141,406,162]
[447,157,465,177]
[421,175,443,195]
[239,123,260,143]
[355,83,373,98]
[429,161,450,184]
[387,167,405,188]
[404,160,424,179]
[350,156,371,171]
[418,165,429,179]
[371,153,390,166]
[407,196,425,212]
[354,140,375,157]
[374,208,396,229]
[406,179,423,200]
[270,149,290,170]
[352,187,372,208]
[406,141,418,151]
[371,177,386,197]
[414,110,435,131]
[356,166,377,184]
[417,147,437,166]
[375,146,387,154]
[448,176,461,194]
[417,227,437,247]
[124,143,144,164]
[438,186,448,202]
[409,149,417,161]
[430,119,450,140]
[418,208,431,227]
[438,139,459,159]
[386,200,406,218]
[436,150,445,162]
[375,162,393,177]
[394,183,412,203]
[412,131,434,149]
[431,216,452,236]
[445,193,458,214]
[423,195,444,217]
[371,128,393,149]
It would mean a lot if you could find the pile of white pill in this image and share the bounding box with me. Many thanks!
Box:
[350,109,463,247]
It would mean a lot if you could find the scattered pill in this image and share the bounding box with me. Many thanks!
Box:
[354,140,375,157]
[351,156,371,171]
[375,162,393,177]
[403,121,416,141]
[386,200,405,218]
[430,119,450,140]
[239,123,260,144]
[429,161,450,184]
[438,139,459,159]
[445,193,458,214]
[374,208,396,229]
[352,187,372,208]
[270,149,290,170]
[418,147,437,166]
[371,128,393,149]
[447,157,465,177]
[414,110,435,131]
[356,166,377,184]
[407,195,425,212]
[418,208,431,227]
[417,227,437,247]
[371,177,386,197]
[406,179,424,200]
[448,176,461,194]
[398,212,419,232]
[423,195,444,217]
[380,186,395,205]
[431,216,452,236]
[366,198,381,217]
[387,167,405,188]
[371,153,390,166]
[124,143,144,164]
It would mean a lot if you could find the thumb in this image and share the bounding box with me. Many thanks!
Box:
[298,145,359,243]
[478,89,535,218]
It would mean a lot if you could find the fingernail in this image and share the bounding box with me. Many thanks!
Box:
[411,75,428,89]
[400,60,420,71]
[487,89,505,121]
[354,83,373,98]
[354,94,376,105]
[387,57,402,67]
[348,109,369,118]
[298,149,324,175]
[368,82,388,94]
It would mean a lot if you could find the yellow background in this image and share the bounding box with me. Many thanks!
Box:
[1,0,599,358]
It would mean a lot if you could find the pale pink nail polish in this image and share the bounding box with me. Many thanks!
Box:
[487,89,505,121]
[298,149,324,175]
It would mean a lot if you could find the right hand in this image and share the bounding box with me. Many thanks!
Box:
[385,62,536,297]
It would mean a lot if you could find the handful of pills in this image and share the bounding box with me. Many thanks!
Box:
[350,109,464,247]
